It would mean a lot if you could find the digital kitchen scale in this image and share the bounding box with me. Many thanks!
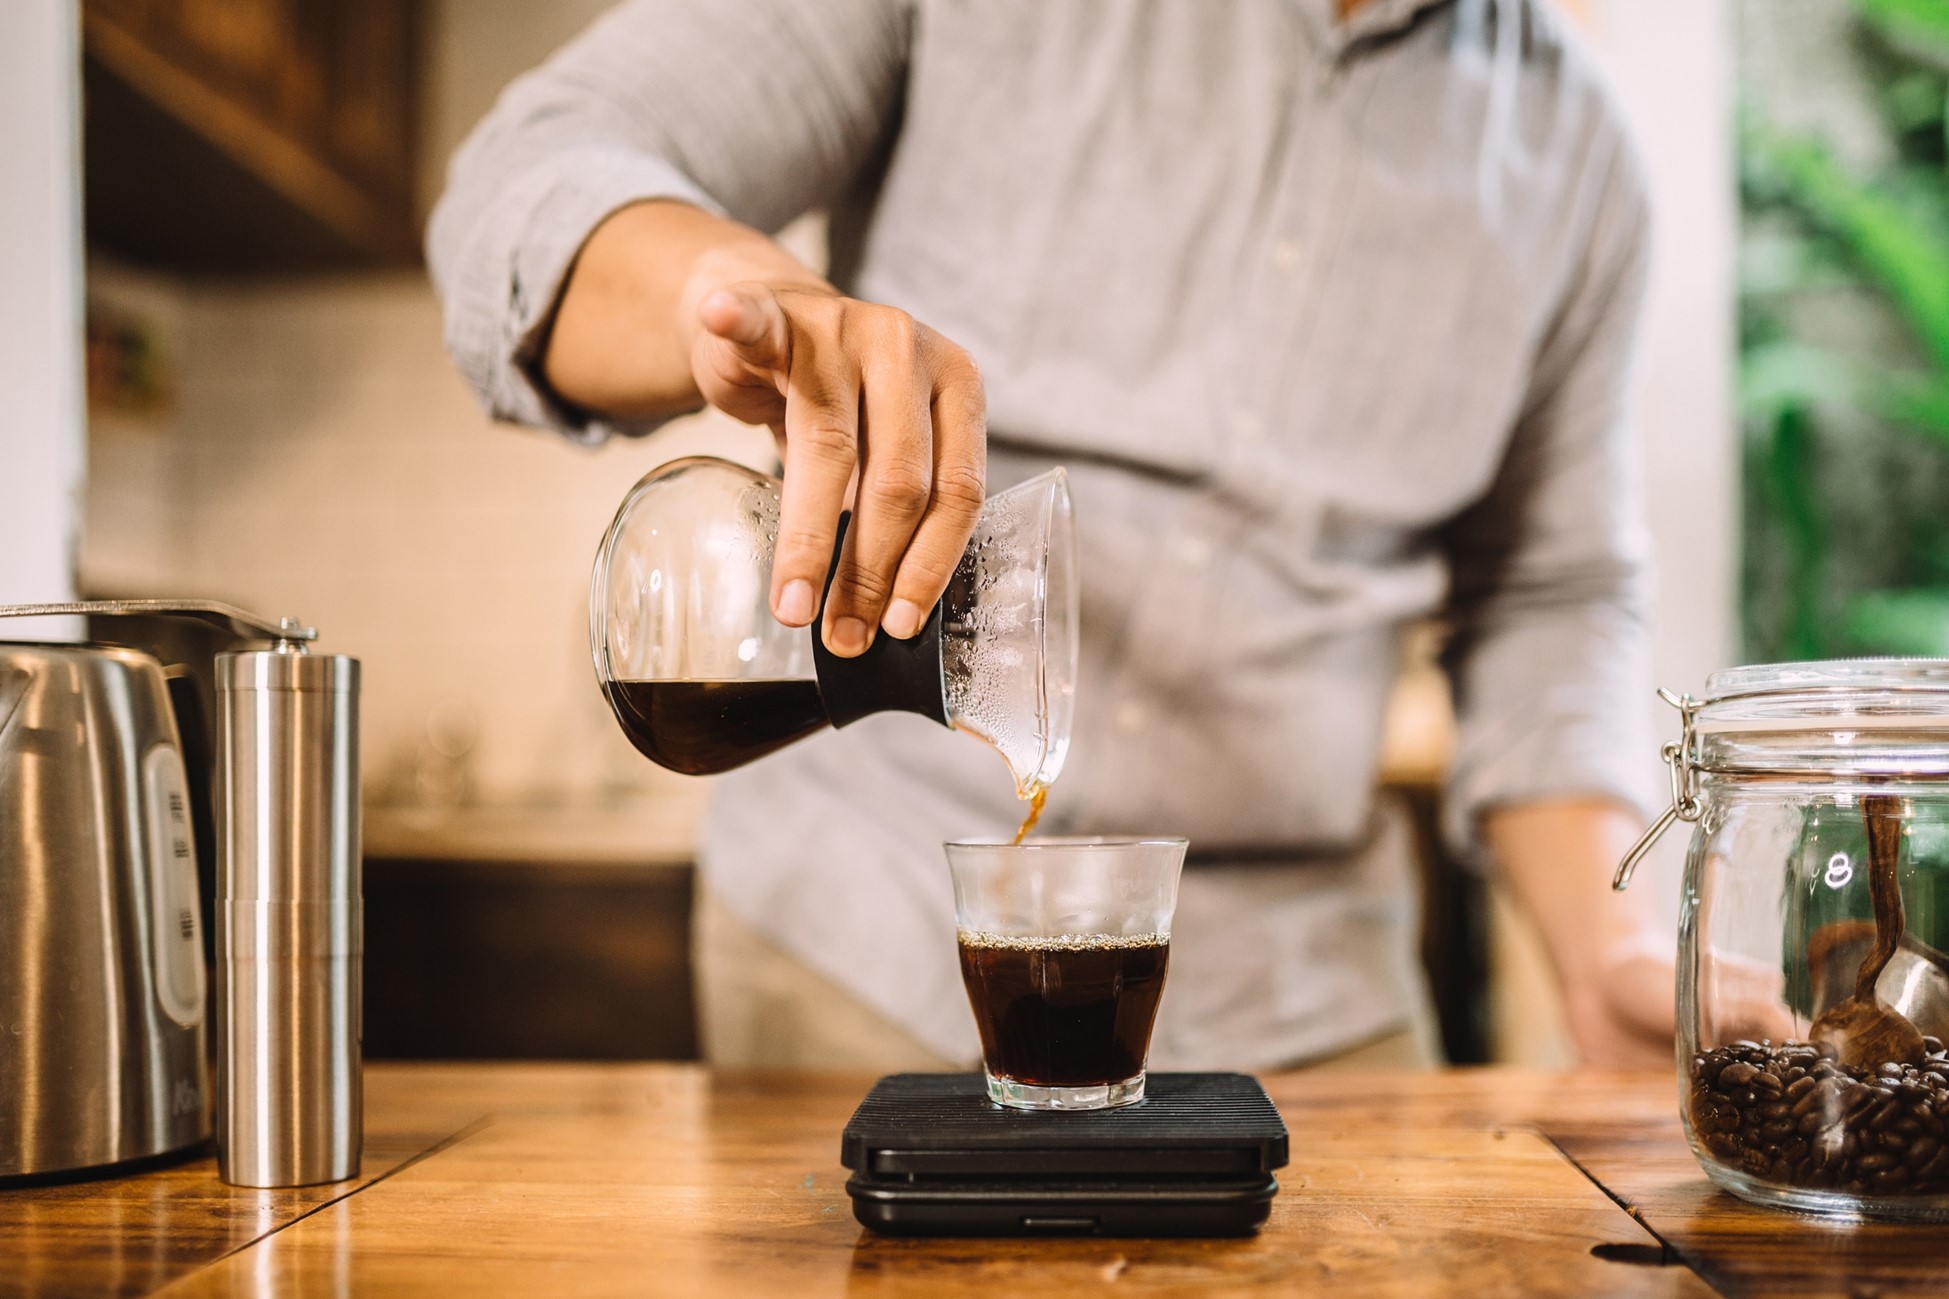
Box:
[840,1072,1289,1237]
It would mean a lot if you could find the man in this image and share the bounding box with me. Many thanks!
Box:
[429,0,1675,1071]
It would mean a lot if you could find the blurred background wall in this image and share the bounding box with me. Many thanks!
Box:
[1,1,86,637]
[80,0,791,836]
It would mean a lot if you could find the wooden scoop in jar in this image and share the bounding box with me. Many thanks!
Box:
[1810,794,1927,1070]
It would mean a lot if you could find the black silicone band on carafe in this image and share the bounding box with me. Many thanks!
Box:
[812,512,950,729]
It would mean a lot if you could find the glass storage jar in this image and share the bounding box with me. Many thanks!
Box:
[1619,660,1949,1220]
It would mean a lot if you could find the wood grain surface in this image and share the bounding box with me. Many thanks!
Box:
[0,1092,474,1299]
[1552,1109,1949,1298]
[185,1067,1698,1297]
[8,1065,1945,1297]
[1271,1071,1949,1299]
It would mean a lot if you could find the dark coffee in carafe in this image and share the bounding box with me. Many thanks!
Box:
[957,932,1170,1087]
[603,680,829,776]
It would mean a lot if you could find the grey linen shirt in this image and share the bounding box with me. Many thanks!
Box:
[428,0,1655,1067]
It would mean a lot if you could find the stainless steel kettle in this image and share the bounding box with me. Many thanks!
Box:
[0,599,339,1180]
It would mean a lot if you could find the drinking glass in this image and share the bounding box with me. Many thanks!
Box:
[944,836,1188,1110]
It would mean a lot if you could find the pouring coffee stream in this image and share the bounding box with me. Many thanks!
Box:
[1809,793,1928,1069]
[1013,786,1048,845]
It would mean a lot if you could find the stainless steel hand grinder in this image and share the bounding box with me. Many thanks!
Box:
[0,600,360,1187]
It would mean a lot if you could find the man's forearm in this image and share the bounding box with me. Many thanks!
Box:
[1483,796,1675,1065]
[542,199,831,421]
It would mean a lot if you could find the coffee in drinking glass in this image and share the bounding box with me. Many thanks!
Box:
[944,836,1187,1110]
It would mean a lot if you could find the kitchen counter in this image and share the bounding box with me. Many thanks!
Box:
[362,802,699,867]
[6,1066,1947,1297]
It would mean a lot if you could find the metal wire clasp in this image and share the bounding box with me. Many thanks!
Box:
[1613,687,1704,891]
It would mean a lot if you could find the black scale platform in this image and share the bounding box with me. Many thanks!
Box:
[840,1072,1290,1237]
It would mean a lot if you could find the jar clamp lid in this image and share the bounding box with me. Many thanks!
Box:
[1615,659,1949,891]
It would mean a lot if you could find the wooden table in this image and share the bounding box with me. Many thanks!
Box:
[5,1066,1947,1297]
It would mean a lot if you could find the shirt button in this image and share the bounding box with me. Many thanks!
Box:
[1232,411,1263,442]
[1173,532,1213,568]
[1272,238,1301,274]
[1116,701,1148,735]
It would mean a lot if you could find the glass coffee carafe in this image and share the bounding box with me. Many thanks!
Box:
[1618,660,1949,1220]
[589,456,1076,797]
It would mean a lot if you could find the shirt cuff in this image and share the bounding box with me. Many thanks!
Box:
[447,144,727,445]
[1439,625,1658,864]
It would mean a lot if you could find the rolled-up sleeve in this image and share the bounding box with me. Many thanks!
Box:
[1438,139,1658,858]
[425,0,911,441]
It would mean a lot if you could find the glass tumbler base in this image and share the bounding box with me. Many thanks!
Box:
[984,1071,1145,1111]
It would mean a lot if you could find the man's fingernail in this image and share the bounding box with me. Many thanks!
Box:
[828,617,870,656]
[777,580,816,625]
[882,599,925,640]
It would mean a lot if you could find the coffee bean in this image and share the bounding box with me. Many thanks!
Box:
[1922,1036,1943,1054]
[1691,1041,1949,1199]
[1792,1085,1830,1119]
[1872,1167,1912,1193]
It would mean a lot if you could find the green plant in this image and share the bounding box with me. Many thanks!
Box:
[1740,0,1949,661]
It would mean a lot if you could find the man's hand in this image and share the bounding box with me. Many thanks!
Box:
[545,200,987,656]
[1483,797,1676,1069]
[1556,931,1676,1070]
[690,283,986,655]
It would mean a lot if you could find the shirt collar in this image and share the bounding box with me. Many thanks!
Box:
[1289,0,1456,60]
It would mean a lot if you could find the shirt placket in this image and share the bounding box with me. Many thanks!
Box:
[1087,31,1358,806]
[1220,44,1351,499]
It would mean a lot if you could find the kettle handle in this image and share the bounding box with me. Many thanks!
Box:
[0,600,316,648]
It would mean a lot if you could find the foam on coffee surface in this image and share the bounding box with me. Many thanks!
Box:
[957,931,1169,951]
